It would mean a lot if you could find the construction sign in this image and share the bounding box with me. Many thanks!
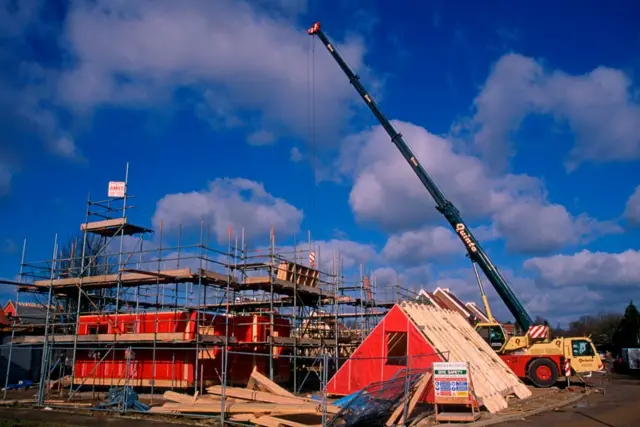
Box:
[433,361,471,404]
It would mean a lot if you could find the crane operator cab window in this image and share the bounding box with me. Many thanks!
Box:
[476,325,506,350]
[572,339,596,357]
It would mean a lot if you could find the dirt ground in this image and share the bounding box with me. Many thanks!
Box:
[0,407,203,427]
[0,374,637,426]
[505,374,640,427]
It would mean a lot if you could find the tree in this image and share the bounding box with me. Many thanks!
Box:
[45,233,117,317]
[551,312,623,349]
[57,234,115,278]
[533,315,549,326]
[612,301,640,352]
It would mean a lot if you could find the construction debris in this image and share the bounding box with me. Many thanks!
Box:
[95,387,149,412]
[149,367,337,426]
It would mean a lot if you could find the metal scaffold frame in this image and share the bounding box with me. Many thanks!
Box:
[0,165,417,408]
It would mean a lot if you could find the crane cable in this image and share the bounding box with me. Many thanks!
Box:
[307,35,317,253]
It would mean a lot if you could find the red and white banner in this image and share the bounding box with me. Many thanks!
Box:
[309,251,316,268]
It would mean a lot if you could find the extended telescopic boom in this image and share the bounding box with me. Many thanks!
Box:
[308,22,534,331]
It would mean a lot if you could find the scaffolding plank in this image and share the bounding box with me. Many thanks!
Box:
[80,218,152,237]
[14,332,188,344]
[31,268,193,288]
[241,277,332,299]
[81,218,127,232]
[198,268,238,284]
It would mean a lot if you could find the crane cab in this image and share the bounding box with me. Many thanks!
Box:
[475,322,508,351]
[564,338,604,373]
[476,322,548,353]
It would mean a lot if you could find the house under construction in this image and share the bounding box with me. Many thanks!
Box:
[1,171,414,402]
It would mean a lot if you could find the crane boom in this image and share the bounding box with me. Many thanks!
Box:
[308,22,534,331]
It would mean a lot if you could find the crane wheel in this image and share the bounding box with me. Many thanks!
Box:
[527,358,559,388]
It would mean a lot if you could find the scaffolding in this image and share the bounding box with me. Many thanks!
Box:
[0,166,418,407]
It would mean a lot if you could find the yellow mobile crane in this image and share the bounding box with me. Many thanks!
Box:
[470,261,603,385]
[308,21,604,387]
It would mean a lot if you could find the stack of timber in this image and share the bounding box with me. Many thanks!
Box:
[150,367,338,426]
[400,301,532,412]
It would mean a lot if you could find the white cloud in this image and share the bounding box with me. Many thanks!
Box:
[1,238,18,254]
[0,5,79,192]
[312,239,379,271]
[0,160,14,196]
[0,1,42,38]
[370,264,432,300]
[338,121,518,231]
[290,147,303,162]
[518,249,640,323]
[277,239,378,274]
[432,269,480,300]
[624,185,640,226]
[339,120,618,254]
[58,0,374,143]
[382,226,462,266]
[469,53,640,170]
[524,249,640,288]
[51,136,84,161]
[153,178,303,243]
[247,130,276,146]
[494,201,622,254]
[371,266,399,286]
[427,266,612,325]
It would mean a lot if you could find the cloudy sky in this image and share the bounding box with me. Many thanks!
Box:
[0,0,639,325]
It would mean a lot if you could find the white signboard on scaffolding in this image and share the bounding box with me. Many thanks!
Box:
[108,181,126,198]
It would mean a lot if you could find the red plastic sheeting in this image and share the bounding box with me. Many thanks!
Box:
[74,346,290,386]
[77,311,290,342]
[74,311,291,387]
[327,305,442,402]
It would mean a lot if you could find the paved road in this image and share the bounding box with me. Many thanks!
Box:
[507,374,640,427]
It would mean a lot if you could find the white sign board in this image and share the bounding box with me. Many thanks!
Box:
[624,348,640,370]
[433,361,470,403]
[108,181,126,198]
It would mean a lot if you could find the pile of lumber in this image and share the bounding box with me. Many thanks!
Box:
[149,367,340,426]
[401,301,532,412]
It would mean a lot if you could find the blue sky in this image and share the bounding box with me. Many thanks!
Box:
[0,0,639,325]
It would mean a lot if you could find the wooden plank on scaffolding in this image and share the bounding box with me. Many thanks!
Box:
[80,218,126,232]
[198,268,239,284]
[240,277,331,299]
[14,332,188,344]
[31,268,193,288]
[73,377,190,388]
